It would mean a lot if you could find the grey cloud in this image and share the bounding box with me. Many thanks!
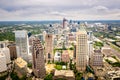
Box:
[0,0,120,20]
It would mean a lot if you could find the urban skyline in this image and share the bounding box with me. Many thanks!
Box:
[0,0,120,80]
[0,19,120,80]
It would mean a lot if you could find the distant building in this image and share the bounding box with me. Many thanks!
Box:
[70,27,77,32]
[32,38,46,78]
[63,50,74,59]
[87,31,93,41]
[101,47,111,55]
[54,52,61,62]
[88,41,93,63]
[43,31,47,41]
[76,25,88,72]
[105,71,120,80]
[8,44,17,60]
[53,70,75,80]
[68,33,76,41]
[45,34,53,62]
[0,53,7,73]
[62,51,70,63]
[35,34,44,43]
[28,36,35,62]
[91,50,103,67]
[14,30,29,61]
[63,18,68,29]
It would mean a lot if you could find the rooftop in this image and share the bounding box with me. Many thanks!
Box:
[54,70,75,77]
[15,57,27,68]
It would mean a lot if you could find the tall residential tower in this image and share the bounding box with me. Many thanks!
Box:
[32,37,46,78]
[45,34,53,62]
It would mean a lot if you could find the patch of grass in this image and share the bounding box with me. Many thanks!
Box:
[55,65,62,70]
[55,62,66,65]
[105,59,120,67]
[109,42,120,52]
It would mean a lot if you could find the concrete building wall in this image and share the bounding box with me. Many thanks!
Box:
[0,54,7,72]
[91,50,103,67]
[45,34,53,62]
[76,26,88,72]
[32,38,46,78]
[8,44,17,60]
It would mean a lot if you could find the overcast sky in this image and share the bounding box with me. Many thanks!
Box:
[0,0,120,21]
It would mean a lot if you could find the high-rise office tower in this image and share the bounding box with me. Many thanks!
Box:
[76,25,88,72]
[45,34,53,62]
[88,41,93,63]
[87,31,93,64]
[63,18,67,29]
[87,31,93,41]
[43,31,47,41]
[14,30,29,61]
[32,38,46,78]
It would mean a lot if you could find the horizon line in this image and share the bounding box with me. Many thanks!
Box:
[0,19,120,22]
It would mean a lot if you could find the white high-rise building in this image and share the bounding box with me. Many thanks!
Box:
[0,53,7,72]
[88,41,93,61]
[43,31,47,41]
[76,25,88,72]
[1,47,11,64]
[87,31,93,41]
[0,42,11,64]
[14,30,29,61]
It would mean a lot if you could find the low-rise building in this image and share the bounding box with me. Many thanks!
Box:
[102,47,111,55]
[63,50,74,59]
[91,50,103,67]
[54,52,61,62]
[53,70,75,80]
[62,51,70,62]
[92,67,106,77]
[105,71,120,80]
[15,57,28,76]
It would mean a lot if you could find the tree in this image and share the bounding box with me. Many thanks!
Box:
[10,72,19,80]
[69,59,73,70]
[69,47,74,50]
[27,63,32,68]
[44,74,53,80]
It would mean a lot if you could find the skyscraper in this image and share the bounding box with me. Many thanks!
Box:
[0,42,11,64]
[63,18,67,29]
[76,25,88,72]
[45,34,53,62]
[32,37,46,78]
[14,30,29,61]
[87,31,93,41]
[0,53,7,73]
